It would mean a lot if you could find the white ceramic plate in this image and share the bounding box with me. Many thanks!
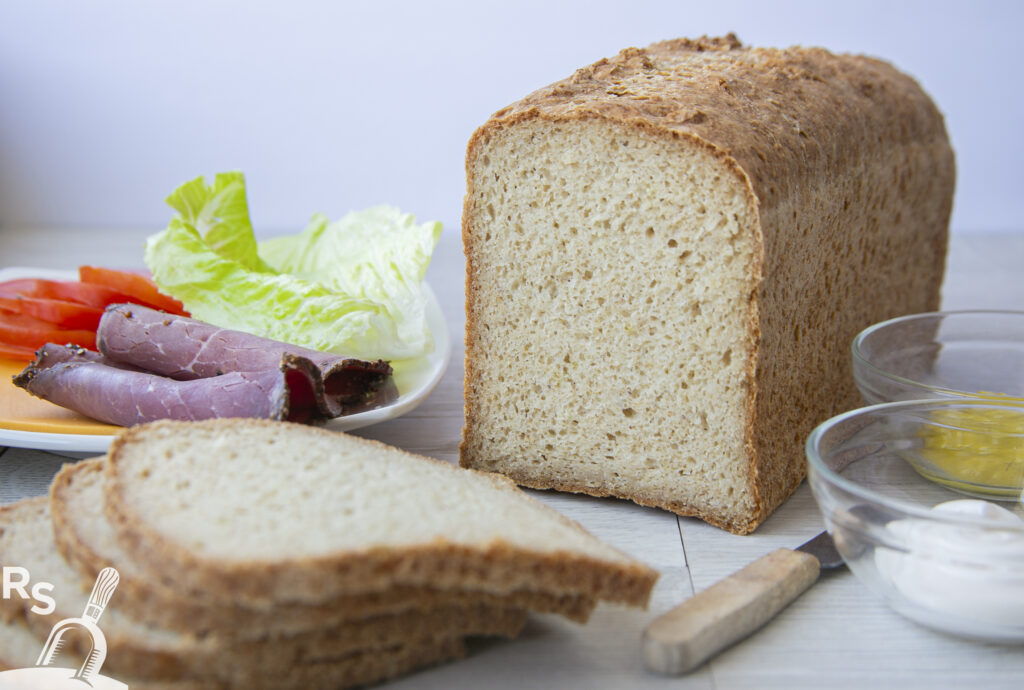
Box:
[0,267,450,454]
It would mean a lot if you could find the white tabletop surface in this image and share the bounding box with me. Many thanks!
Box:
[1,226,1022,689]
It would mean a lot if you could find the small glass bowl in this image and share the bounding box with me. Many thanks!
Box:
[806,399,1024,642]
[851,310,1024,404]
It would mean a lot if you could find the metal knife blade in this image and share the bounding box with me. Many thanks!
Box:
[796,530,845,569]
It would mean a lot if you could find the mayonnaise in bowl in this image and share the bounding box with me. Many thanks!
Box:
[875,499,1024,637]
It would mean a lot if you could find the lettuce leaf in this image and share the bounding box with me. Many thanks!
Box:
[164,171,275,273]
[144,173,441,361]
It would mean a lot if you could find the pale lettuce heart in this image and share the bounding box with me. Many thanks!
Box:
[144,172,440,361]
[259,206,441,358]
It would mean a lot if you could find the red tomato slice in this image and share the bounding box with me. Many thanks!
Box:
[78,266,188,315]
[0,295,103,330]
[0,278,131,310]
[0,279,45,297]
[0,312,96,351]
[0,342,37,361]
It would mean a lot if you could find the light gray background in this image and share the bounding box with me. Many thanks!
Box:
[0,0,1020,239]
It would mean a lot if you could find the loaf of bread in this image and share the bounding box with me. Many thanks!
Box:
[460,35,954,533]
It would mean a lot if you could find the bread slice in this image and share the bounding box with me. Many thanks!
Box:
[51,458,593,632]
[0,611,222,690]
[0,497,216,680]
[0,497,515,685]
[460,35,954,533]
[0,607,466,690]
[102,418,658,606]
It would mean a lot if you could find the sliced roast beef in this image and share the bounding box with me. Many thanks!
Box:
[13,343,325,425]
[97,304,396,416]
[30,342,117,368]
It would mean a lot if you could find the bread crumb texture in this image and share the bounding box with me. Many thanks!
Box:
[460,35,954,534]
[108,421,629,561]
[49,459,594,636]
[103,419,657,607]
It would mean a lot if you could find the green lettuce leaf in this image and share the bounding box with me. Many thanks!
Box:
[144,173,441,361]
[164,171,275,274]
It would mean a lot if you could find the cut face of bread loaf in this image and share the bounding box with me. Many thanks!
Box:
[460,35,954,533]
[102,418,657,607]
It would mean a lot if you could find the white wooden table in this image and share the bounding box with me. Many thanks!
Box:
[1,226,1022,689]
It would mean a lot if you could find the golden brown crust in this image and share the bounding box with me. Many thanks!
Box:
[491,36,949,202]
[460,35,953,534]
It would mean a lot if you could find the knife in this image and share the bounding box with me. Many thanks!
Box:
[642,530,845,676]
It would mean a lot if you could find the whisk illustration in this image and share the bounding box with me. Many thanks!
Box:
[35,567,120,685]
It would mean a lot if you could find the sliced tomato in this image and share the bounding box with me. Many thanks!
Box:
[78,266,188,315]
[0,312,96,351]
[0,278,131,310]
[0,342,37,361]
[0,295,103,330]
[0,279,45,298]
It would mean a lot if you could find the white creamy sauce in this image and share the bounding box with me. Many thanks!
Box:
[874,499,1024,627]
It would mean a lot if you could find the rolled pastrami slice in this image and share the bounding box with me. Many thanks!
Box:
[96,304,396,416]
[13,345,325,426]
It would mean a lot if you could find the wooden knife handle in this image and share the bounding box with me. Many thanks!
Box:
[642,548,819,676]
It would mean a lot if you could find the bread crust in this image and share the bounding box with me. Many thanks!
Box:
[102,419,658,608]
[460,35,954,534]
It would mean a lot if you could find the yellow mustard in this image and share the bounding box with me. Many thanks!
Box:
[915,394,1024,498]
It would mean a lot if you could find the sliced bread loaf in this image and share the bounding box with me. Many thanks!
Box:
[0,497,217,680]
[0,606,467,690]
[51,458,592,632]
[0,611,223,690]
[102,419,658,606]
[460,35,954,533]
[0,497,517,685]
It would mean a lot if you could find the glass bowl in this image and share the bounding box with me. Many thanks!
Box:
[806,399,1024,642]
[851,310,1024,404]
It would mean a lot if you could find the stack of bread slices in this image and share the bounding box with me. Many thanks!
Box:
[0,419,657,689]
